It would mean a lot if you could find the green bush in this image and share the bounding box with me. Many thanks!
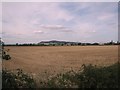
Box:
[40,63,120,88]
[76,63,119,88]
[2,51,11,60]
[2,69,36,88]
[2,62,120,88]
[2,54,11,60]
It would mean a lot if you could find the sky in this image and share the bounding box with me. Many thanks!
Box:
[1,2,118,44]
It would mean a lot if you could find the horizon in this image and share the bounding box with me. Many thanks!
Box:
[3,39,118,45]
[2,2,118,44]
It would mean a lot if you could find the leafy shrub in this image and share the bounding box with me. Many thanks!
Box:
[76,63,119,88]
[40,62,120,88]
[2,62,119,88]
[39,70,77,88]
[2,69,36,89]
[2,51,11,60]
[2,54,11,60]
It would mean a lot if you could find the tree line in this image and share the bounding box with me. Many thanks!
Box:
[4,40,120,46]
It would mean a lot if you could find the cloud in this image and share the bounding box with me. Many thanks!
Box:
[34,30,44,34]
[60,28,73,33]
[2,2,118,44]
[33,24,73,33]
[40,24,66,30]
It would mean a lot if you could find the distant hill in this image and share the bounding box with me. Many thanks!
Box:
[38,40,79,46]
[39,40,78,43]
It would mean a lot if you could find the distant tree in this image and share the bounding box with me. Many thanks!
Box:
[86,43,91,45]
[109,40,114,45]
[92,43,99,45]
[78,43,81,45]
[117,41,119,44]
[16,43,19,46]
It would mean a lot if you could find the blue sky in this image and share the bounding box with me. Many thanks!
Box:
[2,2,118,44]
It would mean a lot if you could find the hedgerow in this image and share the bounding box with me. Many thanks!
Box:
[40,62,120,88]
[2,69,36,89]
[2,62,120,88]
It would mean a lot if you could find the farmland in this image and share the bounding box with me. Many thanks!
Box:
[2,46,118,79]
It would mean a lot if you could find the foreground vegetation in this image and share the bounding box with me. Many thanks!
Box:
[2,62,120,88]
[2,69,36,88]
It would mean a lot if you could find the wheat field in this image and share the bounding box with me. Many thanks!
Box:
[2,46,118,78]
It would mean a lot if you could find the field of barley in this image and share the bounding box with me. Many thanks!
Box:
[2,46,118,78]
